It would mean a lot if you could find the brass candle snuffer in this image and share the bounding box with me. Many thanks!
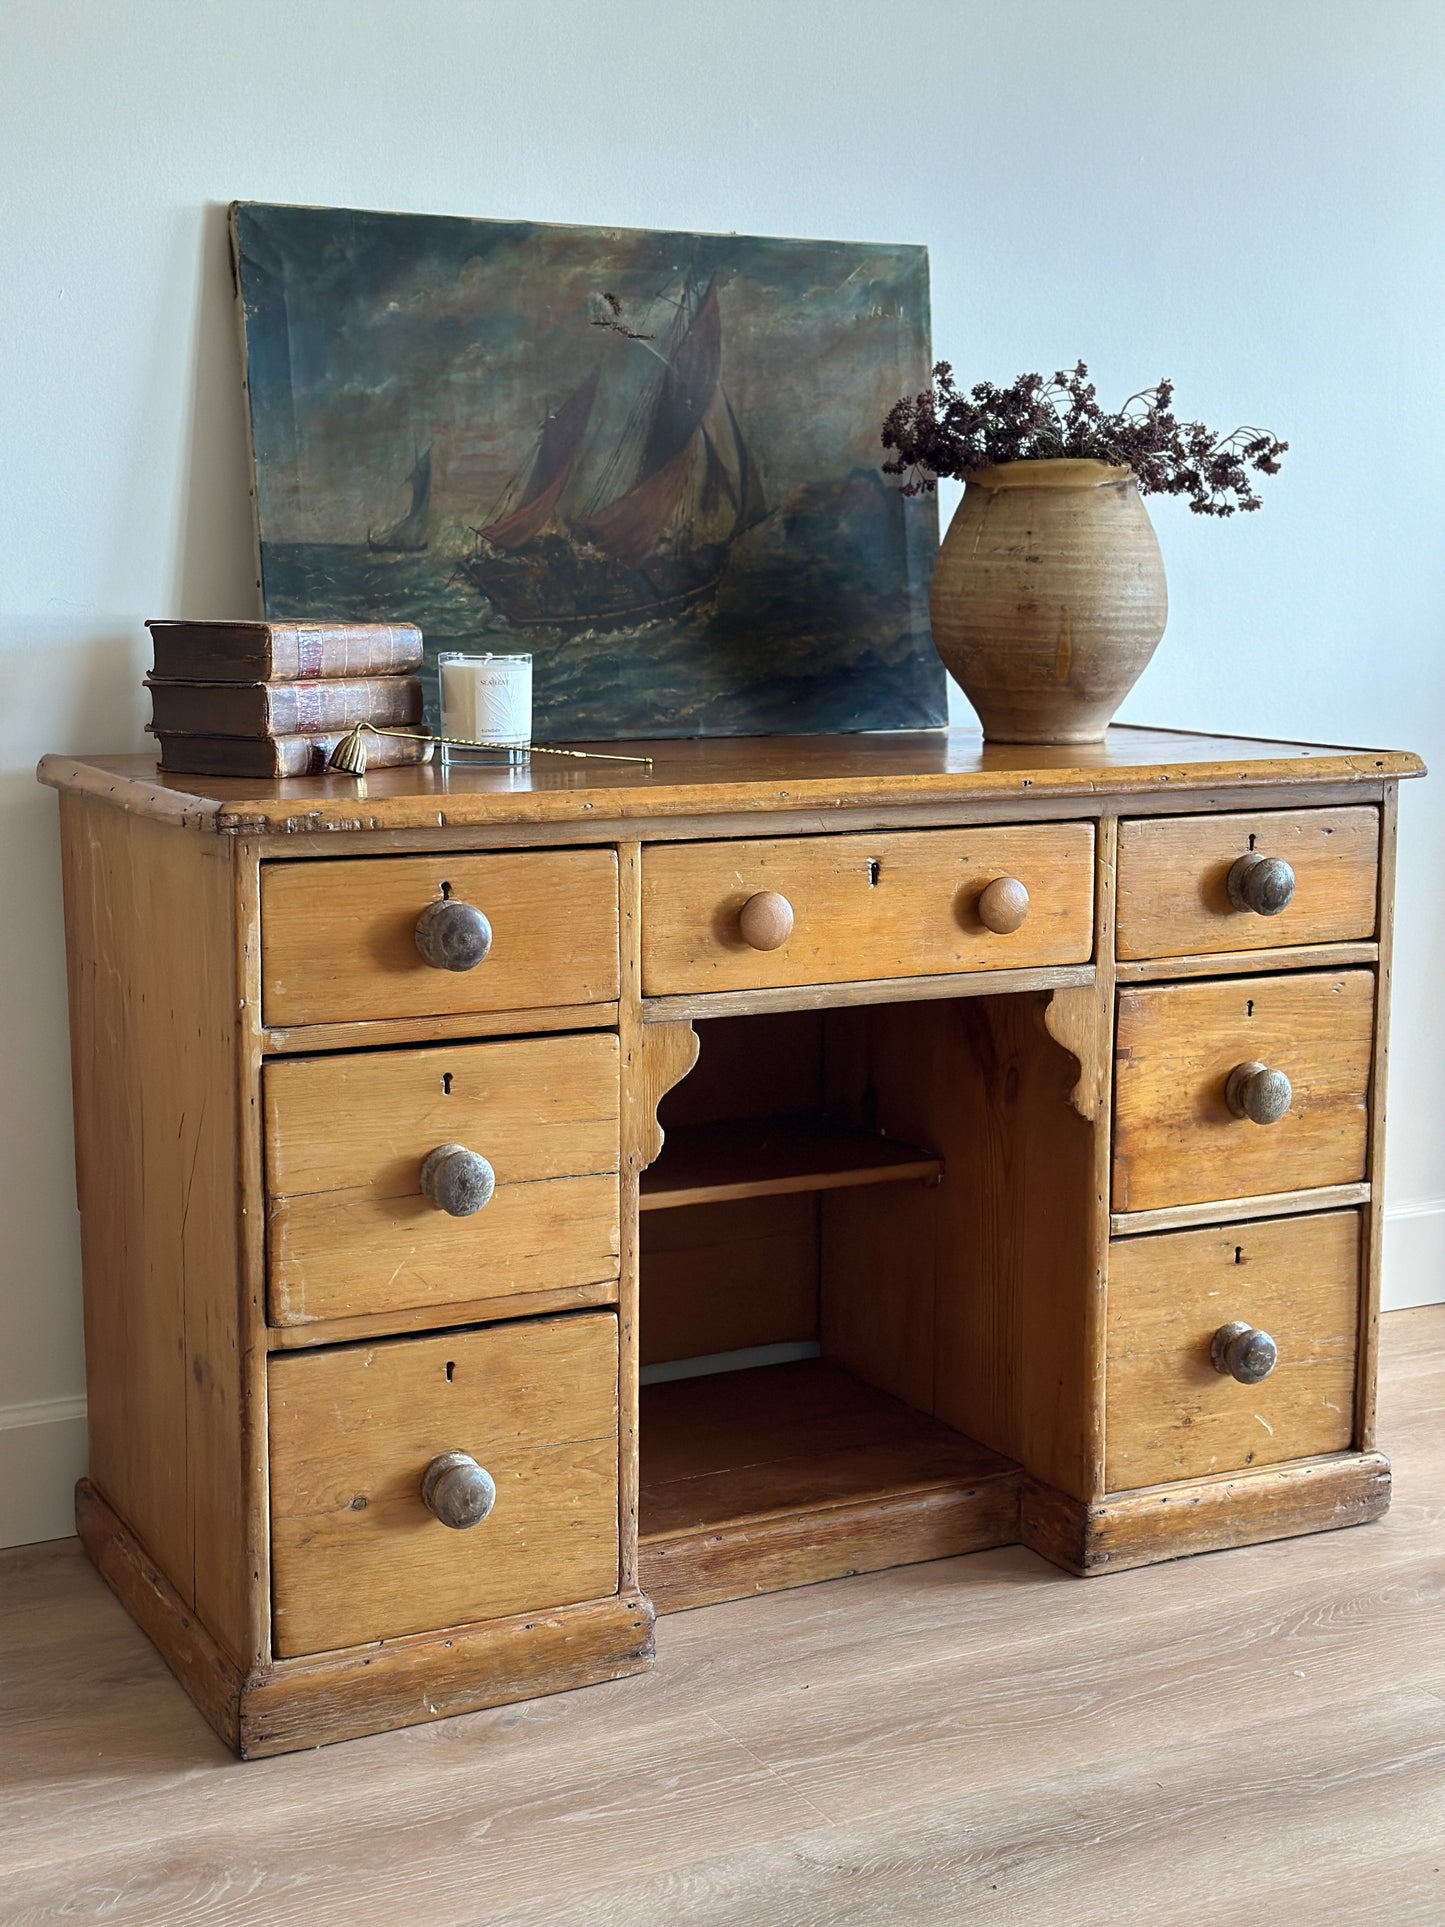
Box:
[327,722,654,776]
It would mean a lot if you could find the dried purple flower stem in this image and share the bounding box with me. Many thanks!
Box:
[882,362,1287,517]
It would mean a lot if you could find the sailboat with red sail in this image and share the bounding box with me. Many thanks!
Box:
[459,278,768,629]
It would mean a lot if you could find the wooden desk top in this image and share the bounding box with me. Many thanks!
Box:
[38,726,1424,837]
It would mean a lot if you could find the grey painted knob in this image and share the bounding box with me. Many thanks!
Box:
[414,897,493,971]
[1211,1320,1279,1385]
[421,1451,497,1530]
[420,1142,496,1216]
[1227,852,1296,917]
[977,875,1030,934]
[738,890,794,951]
[1225,1061,1293,1125]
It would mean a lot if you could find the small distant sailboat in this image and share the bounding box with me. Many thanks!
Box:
[459,278,769,629]
[368,446,433,553]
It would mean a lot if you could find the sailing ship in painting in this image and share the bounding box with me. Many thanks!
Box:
[459,277,769,630]
[233,201,945,739]
[368,445,433,552]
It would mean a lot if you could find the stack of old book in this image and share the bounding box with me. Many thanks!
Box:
[145,618,430,777]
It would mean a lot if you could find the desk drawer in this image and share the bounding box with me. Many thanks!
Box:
[1112,971,1373,1214]
[269,1314,619,1657]
[261,850,620,1027]
[641,824,1095,997]
[1116,807,1378,960]
[1106,1212,1359,1489]
[265,1034,620,1326]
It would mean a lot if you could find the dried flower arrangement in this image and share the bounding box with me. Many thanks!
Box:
[882,362,1287,516]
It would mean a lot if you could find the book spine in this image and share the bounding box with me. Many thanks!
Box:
[262,677,424,734]
[155,731,433,776]
[267,624,424,680]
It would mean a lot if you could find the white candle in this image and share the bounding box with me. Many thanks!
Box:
[438,653,532,763]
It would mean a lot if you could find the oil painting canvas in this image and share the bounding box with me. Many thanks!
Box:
[231,202,945,740]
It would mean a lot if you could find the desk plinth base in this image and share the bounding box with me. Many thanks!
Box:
[1021,1452,1392,1576]
[75,1480,655,1759]
[79,1452,1391,1754]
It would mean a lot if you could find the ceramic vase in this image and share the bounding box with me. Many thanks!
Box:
[929,458,1169,744]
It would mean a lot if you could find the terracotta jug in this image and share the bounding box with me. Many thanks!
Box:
[928,458,1168,744]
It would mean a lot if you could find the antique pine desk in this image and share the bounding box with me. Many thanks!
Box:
[39,726,1424,1757]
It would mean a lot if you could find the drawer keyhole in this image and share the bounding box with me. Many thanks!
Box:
[867,859,881,888]
[442,1072,453,1095]
[445,1360,456,1382]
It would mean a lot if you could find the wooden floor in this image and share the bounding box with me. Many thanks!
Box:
[3,1308,1442,1927]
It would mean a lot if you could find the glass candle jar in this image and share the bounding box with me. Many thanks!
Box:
[437,652,532,767]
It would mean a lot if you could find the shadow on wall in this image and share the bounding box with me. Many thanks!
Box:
[176,200,260,620]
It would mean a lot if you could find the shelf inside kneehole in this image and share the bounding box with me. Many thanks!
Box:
[639,1114,943,1211]
[638,1358,1022,1612]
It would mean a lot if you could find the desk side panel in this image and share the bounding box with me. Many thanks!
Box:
[59,796,255,1664]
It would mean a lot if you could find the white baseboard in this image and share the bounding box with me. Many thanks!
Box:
[1382,1198,1445,1310]
[0,1396,86,1550]
[2,1203,1441,1551]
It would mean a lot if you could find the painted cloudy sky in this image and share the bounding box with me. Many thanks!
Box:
[232,203,933,547]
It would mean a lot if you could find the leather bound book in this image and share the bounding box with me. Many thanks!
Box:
[145,619,424,682]
[146,676,424,738]
[154,730,434,778]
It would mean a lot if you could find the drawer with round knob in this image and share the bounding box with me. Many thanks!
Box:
[1112,970,1374,1214]
[1105,1212,1359,1489]
[1116,806,1379,960]
[260,849,620,1027]
[264,1033,620,1326]
[268,1312,619,1656]
[639,823,1095,996]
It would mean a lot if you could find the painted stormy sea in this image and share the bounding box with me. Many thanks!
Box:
[234,204,944,742]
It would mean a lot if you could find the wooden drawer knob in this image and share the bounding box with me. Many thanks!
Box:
[421,1451,497,1530]
[1227,852,1296,917]
[414,897,493,971]
[1225,1060,1293,1125]
[1210,1320,1279,1384]
[977,875,1030,935]
[738,890,794,951]
[420,1142,496,1216]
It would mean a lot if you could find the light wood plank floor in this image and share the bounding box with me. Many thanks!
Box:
[2,1307,1441,1926]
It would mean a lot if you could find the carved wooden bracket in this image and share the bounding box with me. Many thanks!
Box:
[1042,985,1103,1122]
[625,1021,699,1170]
